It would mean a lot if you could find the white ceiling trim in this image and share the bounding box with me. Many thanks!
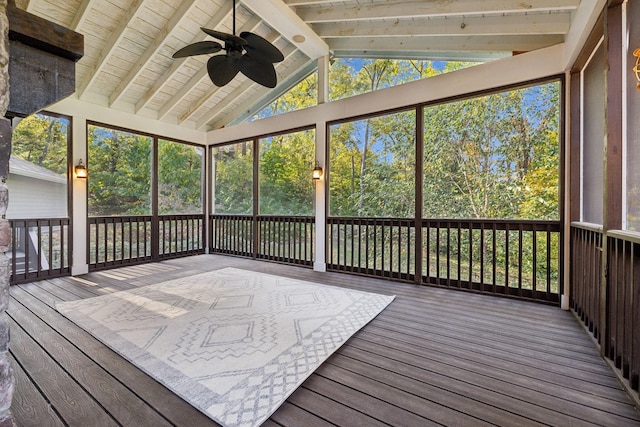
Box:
[562,0,608,69]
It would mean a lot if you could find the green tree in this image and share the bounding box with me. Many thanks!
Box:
[158,140,203,214]
[213,142,253,214]
[12,113,68,174]
[259,130,315,215]
[88,125,152,216]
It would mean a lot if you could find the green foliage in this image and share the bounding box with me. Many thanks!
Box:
[212,142,253,214]
[88,126,152,216]
[422,82,560,220]
[88,126,205,217]
[259,130,315,215]
[12,114,68,175]
[158,140,203,214]
[329,110,416,217]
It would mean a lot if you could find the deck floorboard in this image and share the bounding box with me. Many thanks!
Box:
[8,254,640,426]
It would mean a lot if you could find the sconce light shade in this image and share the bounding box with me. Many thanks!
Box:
[75,159,88,178]
[312,163,323,180]
[634,48,640,90]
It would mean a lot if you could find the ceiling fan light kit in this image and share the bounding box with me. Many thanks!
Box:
[172,0,284,88]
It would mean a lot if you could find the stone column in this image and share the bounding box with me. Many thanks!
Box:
[0,0,14,425]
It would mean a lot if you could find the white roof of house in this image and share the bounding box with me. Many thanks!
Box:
[9,155,67,185]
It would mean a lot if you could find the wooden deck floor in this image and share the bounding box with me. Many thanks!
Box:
[7,254,640,427]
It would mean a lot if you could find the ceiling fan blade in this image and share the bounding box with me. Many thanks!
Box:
[172,41,222,58]
[201,27,246,47]
[207,55,240,86]
[240,31,284,63]
[239,54,277,88]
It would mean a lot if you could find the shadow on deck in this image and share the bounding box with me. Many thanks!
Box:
[8,254,640,426]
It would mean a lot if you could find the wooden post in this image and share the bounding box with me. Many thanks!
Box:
[600,1,624,358]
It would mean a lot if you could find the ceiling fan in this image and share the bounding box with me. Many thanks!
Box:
[172,0,284,88]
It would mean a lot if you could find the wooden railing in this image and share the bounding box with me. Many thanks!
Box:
[570,224,640,395]
[570,223,604,342]
[327,217,561,303]
[89,216,153,269]
[158,214,205,259]
[605,230,640,391]
[209,214,253,257]
[210,214,315,266]
[422,219,561,303]
[327,217,415,281]
[256,216,314,266]
[89,214,204,270]
[8,218,70,284]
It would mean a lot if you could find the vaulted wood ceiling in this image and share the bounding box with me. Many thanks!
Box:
[16,0,586,131]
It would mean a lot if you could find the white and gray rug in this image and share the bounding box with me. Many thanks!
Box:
[56,267,394,427]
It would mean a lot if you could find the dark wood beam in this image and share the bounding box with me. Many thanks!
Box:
[7,1,83,62]
[6,1,84,118]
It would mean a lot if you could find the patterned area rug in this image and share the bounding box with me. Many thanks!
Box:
[56,267,394,427]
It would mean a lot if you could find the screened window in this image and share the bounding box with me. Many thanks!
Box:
[88,124,152,216]
[330,59,478,102]
[211,141,253,215]
[8,113,69,219]
[581,40,606,225]
[259,129,315,215]
[158,139,204,215]
[423,81,561,220]
[329,110,416,218]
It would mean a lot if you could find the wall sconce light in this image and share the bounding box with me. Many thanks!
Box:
[75,159,87,178]
[634,48,640,90]
[312,162,323,181]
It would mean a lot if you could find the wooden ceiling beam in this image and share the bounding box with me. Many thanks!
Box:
[200,50,310,130]
[241,0,328,59]
[159,15,262,121]
[7,1,83,61]
[135,3,232,114]
[327,34,565,55]
[70,0,92,31]
[76,0,146,99]
[313,13,571,38]
[109,0,199,106]
[191,43,297,128]
[297,0,580,23]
